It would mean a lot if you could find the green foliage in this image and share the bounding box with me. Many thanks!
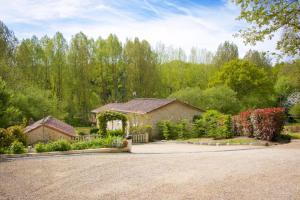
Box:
[46,139,71,151]
[289,103,300,121]
[97,111,127,135]
[0,77,20,128]
[243,50,271,68]
[34,143,47,153]
[106,129,124,137]
[194,110,233,139]
[7,125,26,146]
[211,59,272,97]
[90,127,99,134]
[169,85,240,114]
[10,140,25,154]
[202,86,240,114]
[130,125,152,135]
[213,41,239,67]
[157,120,194,140]
[0,128,13,148]
[235,0,300,56]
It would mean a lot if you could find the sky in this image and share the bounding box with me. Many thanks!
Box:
[0,0,281,58]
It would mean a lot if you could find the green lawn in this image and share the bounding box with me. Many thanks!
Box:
[180,137,258,145]
[75,127,92,135]
[286,132,300,139]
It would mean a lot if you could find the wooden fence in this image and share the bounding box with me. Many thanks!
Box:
[132,133,149,144]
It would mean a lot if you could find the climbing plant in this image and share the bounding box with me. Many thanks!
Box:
[96,111,127,135]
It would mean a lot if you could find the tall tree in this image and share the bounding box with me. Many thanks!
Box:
[213,41,239,67]
[235,0,300,56]
[67,32,92,123]
[243,50,271,67]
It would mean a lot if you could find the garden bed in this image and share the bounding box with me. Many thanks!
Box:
[0,146,130,160]
[174,136,291,146]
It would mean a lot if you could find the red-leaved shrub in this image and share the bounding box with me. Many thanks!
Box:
[250,108,285,141]
[232,107,285,141]
[232,110,253,136]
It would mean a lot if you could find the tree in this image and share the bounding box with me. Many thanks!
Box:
[211,59,272,96]
[202,86,241,114]
[123,38,159,98]
[213,41,239,67]
[235,0,300,56]
[243,50,271,67]
[168,87,205,109]
[210,59,275,109]
[0,78,20,128]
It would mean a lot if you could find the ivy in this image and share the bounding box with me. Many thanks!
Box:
[96,111,127,135]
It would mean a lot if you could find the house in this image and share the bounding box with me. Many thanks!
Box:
[91,98,203,140]
[24,116,76,145]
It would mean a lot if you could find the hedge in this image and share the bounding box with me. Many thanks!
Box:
[194,110,233,139]
[35,136,125,153]
[157,120,194,140]
[233,107,285,141]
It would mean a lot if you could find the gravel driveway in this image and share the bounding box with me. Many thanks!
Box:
[1,141,300,200]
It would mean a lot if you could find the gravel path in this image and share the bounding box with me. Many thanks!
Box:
[1,141,300,200]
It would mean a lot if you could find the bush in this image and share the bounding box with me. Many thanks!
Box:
[232,110,253,136]
[10,141,25,154]
[289,103,300,122]
[47,140,71,151]
[157,120,194,140]
[194,110,233,139]
[35,143,47,153]
[106,129,124,137]
[233,107,285,141]
[90,127,99,134]
[7,125,27,146]
[250,107,285,141]
[130,125,152,135]
[0,128,13,148]
[71,141,89,150]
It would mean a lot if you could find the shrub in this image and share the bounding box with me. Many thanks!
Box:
[78,131,86,136]
[194,110,233,139]
[71,141,90,150]
[35,143,47,153]
[157,120,194,140]
[0,128,13,148]
[250,107,285,141]
[289,103,300,122]
[7,125,27,146]
[232,110,253,136]
[10,141,25,154]
[90,127,99,134]
[47,140,71,151]
[107,129,124,137]
[157,120,170,140]
[130,125,152,135]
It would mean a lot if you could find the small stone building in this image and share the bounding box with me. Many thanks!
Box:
[24,116,76,145]
[91,98,203,140]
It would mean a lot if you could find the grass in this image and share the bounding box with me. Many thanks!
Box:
[75,127,92,135]
[180,137,258,144]
[286,132,300,139]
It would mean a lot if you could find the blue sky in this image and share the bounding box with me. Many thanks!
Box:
[0,0,280,57]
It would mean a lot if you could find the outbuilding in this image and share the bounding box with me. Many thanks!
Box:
[24,116,76,145]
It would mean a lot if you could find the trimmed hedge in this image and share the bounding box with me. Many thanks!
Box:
[233,107,285,141]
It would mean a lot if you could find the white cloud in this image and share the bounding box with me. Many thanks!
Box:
[0,0,282,59]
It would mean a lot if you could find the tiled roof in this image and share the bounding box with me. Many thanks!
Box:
[24,116,76,136]
[91,98,203,114]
